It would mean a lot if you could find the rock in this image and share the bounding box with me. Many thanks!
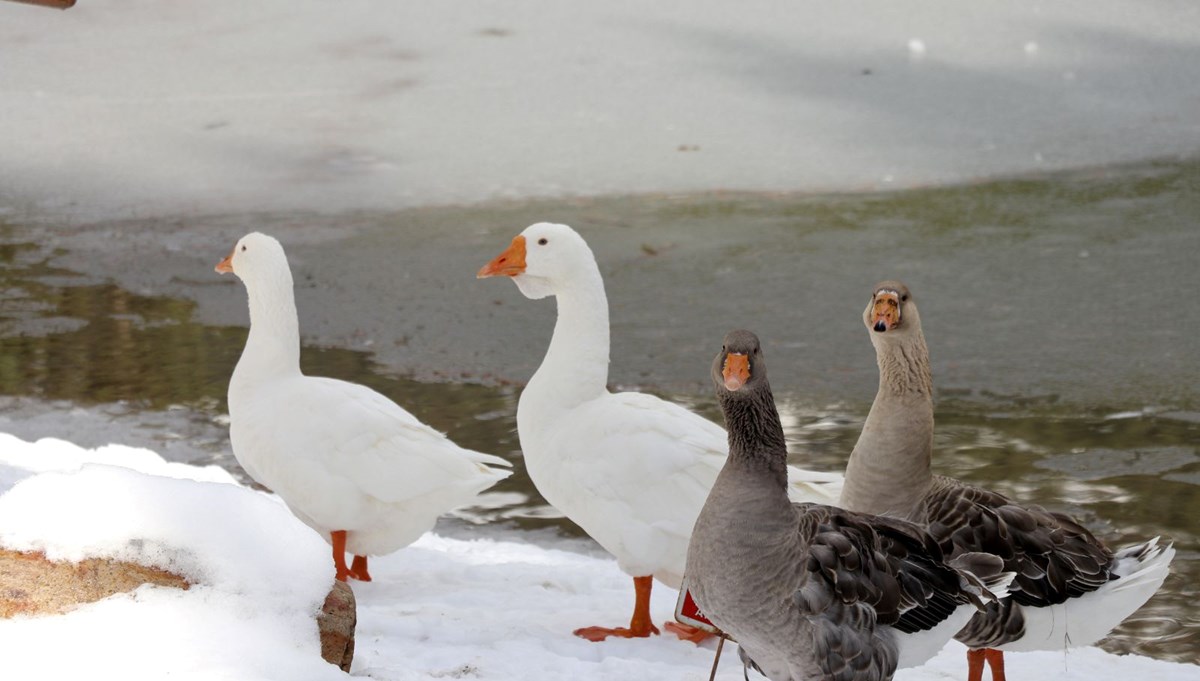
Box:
[317,580,356,672]
[0,548,190,617]
[0,548,355,672]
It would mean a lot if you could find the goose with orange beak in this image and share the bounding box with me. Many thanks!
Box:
[219,232,511,583]
[477,223,843,643]
[841,280,1174,681]
[687,329,1015,681]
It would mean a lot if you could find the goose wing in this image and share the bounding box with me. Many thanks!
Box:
[922,477,1113,607]
[556,391,728,542]
[246,376,510,505]
[794,504,991,680]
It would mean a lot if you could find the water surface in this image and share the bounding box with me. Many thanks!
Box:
[1,159,1196,661]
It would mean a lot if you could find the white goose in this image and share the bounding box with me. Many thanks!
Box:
[218,232,511,582]
[477,222,843,642]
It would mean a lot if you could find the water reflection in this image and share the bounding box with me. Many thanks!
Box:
[1,222,1197,662]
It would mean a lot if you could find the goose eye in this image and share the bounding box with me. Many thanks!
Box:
[901,294,908,302]
[241,245,247,252]
[537,238,548,246]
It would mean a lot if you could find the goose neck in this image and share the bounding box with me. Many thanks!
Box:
[720,386,789,489]
[839,330,934,517]
[531,273,611,406]
[872,330,933,398]
[235,274,302,380]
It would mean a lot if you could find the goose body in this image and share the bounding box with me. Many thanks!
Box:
[687,330,1013,681]
[220,232,511,581]
[839,281,1173,679]
[478,223,842,640]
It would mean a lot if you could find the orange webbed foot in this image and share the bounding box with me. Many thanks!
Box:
[663,621,713,644]
[572,623,660,642]
[574,575,662,642]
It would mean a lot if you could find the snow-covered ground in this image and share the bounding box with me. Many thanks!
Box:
[1,436,1196,680]
[2,0,1199,220]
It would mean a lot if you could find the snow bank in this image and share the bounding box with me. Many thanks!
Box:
[0,437,339,681]
[1,435,1196,680]
[0,431,235,494]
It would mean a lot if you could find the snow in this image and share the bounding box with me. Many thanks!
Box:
[2,0,1199,220]
[0,431,235,494]
[1,435,1197,680]
[0,438,339,681]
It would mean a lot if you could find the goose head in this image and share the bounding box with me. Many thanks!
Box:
[476,222,596,300]
[215,232,291,288]
[712,329,769,397]
[863,280,921,339]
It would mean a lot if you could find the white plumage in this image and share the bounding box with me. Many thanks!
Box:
[996,538,1174,653]
[478,222,842,639]
[220,232,511,580]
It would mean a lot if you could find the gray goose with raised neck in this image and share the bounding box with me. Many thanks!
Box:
[686,330,1013,681]
[838,281,1175,681]
[839,281,933,518]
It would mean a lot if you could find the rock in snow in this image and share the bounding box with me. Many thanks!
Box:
[0,548,190,618]
[320,581,358,672]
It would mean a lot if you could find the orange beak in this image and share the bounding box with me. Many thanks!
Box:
[722,353,750,391]
[477,236,527,278]
[215,246,235,274]
[871,292,900,332]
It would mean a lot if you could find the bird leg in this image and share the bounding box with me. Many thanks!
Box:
[967,648,985,681]
[967,648,1007,681]
[350,554,372,582]
[984,648,1006,681]
[331,530,352,582]
[573,575,661,641]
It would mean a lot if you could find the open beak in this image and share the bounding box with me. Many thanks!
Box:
[477,236,527,278]
[871,292,901,332]
[215,246,235,274]
[722,352,750,391]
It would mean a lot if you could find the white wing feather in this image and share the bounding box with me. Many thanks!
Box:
[230,375,511,550]
[528,390,840,583]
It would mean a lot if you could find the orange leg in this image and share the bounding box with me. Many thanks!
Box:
[331,530,352,582]
[967,648,985,681]
[967,648,1006,681]
[574,575,662,641]
[985,648,1006,681]
[350,554,372,582]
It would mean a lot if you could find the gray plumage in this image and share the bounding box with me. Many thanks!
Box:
[839,281,1173,653]
[686,330,1011,681]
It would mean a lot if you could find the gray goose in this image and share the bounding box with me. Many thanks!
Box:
[840,281,1174,681]
[685,329,1014,681]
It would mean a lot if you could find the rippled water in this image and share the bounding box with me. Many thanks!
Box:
[1,160,1197,662]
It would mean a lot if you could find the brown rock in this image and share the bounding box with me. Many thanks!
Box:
[0,548,190,617]
[318,580,356,672]
[0,548,355,672]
